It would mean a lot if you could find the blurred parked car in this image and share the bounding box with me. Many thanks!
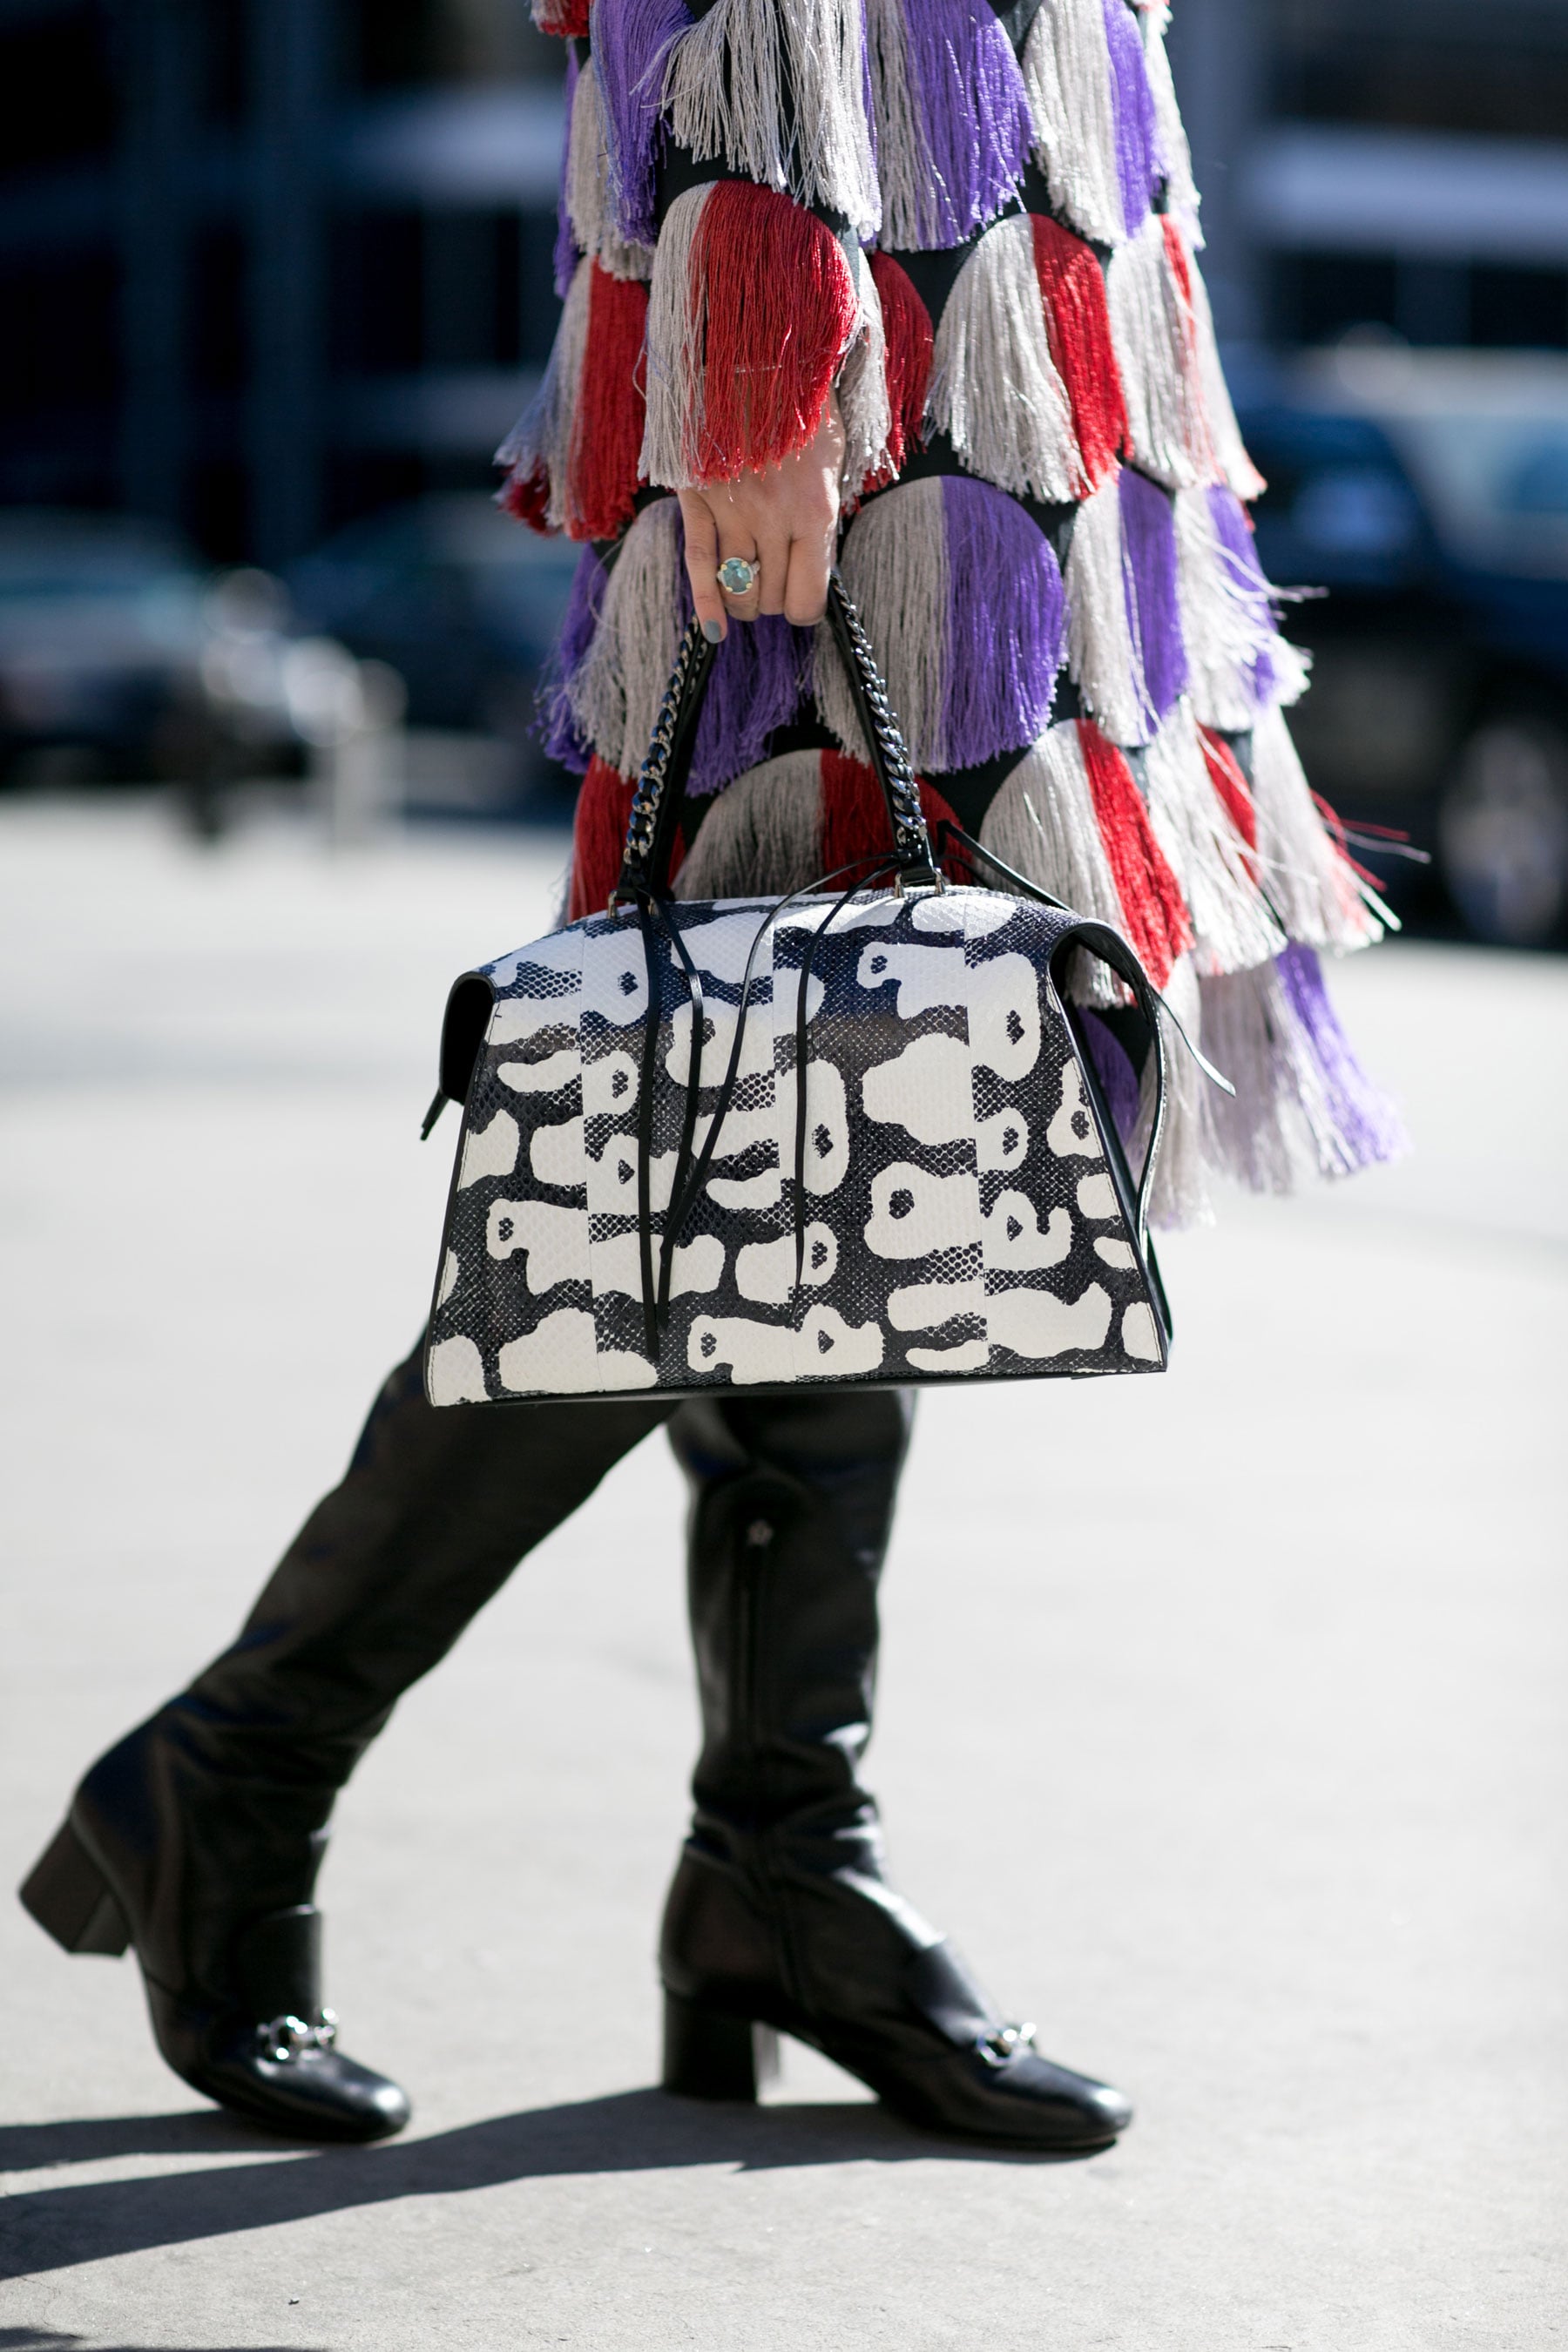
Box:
[0,511,305,793]
[287,494,582,807]
[1240,347,1568,945]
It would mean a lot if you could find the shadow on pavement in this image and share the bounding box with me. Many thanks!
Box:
[0,2114,286,2171]
[1,2088,1097,2279]
[0,2334,322,2352]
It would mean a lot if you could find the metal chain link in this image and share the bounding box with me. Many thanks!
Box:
[613,617,708,903]
[828,578,933,868]
[612,582,936,905]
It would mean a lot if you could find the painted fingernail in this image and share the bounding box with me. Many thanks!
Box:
[702,618,724,643]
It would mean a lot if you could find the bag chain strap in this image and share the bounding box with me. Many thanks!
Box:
[612,574,937,909]
[824,579,935,880]
[614,618,713,906]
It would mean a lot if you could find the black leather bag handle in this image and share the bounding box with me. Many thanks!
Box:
[611,571,940,908]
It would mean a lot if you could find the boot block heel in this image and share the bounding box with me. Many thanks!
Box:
[19,1817,131,1957]
[662,1990,780,2102]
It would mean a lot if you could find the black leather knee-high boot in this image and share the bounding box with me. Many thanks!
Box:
[659,1391,1132,2150]
[21,1341,670,2140]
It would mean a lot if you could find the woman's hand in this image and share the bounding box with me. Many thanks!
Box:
[677,398,845,641]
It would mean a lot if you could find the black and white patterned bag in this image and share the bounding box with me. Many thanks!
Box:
[423,581,1181,1405]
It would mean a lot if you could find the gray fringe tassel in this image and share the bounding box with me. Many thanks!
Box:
[566,58,654,283]
[495,253,591,529]
[639,186,706,490]
[1021,0,1126,249]
[672,752,825,900]
[1142,700,1285,977]
[1140,3,1200,248]
[978,727,1126,1010]
[1064,474,1152,747]
[1250,700,1390,954]
[566,497,685,777]
[1106,213,1204,491]
[1129,953,1216,1227]
[663,0,881,242]
[1197,957,1376,1193]
[1186,253,1267,502]
[1174,486,1308,734]
[837,255,895,504]
[928,215,1083,504]
[815,478,952,771]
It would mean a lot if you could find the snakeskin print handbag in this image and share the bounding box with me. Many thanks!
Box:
[422,578,1189,1405]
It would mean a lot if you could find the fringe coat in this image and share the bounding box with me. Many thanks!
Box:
[502,0,1403,1223]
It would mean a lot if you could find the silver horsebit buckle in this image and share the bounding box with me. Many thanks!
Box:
[976,2021,1037,2068]
[254,2010,339,2064]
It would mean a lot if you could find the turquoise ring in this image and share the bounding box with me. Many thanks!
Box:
[716,556,757,597]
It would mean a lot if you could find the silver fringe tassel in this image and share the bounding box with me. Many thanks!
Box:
[495,253,591,530]
[1174,486,1308,734]
[1021,0,1127,248]
[977,727,1126,1009]
[1142,700,1285,976]
[1106,213,1204,492]
[566,57,655,283]
[837,254,895,504]
[672,751,825,899]
[1250,700,1389,954]
[927,215,1084,504]
[566,497,685,777]
[817,478,953,772]
[663,0,881,241]
[1064,473,1153,748]
[1130,952,1216,1227]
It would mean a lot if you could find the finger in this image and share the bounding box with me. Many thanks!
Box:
[678,490,728,642]
[782,512,835,627]
[752,522,794,618]
[714,516,762,625]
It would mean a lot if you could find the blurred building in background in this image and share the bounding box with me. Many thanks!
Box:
[5,0,1567,567]
[1173,0,1568,350]
[3,0,1567,926]
[0,0,564,567]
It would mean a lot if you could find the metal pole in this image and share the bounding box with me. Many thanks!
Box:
[119,0,196,528]
[247,0,329,567]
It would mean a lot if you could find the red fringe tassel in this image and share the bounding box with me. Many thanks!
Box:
[533,1,590,34]
[568,758,686,923]
[499,463,552,536]
[689,184,860,481]
[1077,720,1193,990]
[1198,725,1258,850]
[821,752,966,884]
[1031,215,1127,491]
[868,252,934,483]
[567,265,649,543]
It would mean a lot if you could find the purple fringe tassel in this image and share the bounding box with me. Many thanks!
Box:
[941,476,1064,763]
[1207,483,1279,707]
[1275,943,1409,1172]
[1078,1010,1141,1148]
[593,0,693,249]
[553,44,582,299]
[1102,0,1159,240]
[673,545,814,796]
[1120,467,1187,727]
[903,0,1035,246]
[540,544,608,772]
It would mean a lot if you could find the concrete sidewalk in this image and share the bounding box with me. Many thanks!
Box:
[1,797,1564,2350]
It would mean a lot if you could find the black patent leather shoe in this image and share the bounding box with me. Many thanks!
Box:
[659,1844,1131,2153]
[20,1727,409,2144]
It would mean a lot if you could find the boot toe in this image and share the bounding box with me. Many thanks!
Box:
[988,2050,1132,2146]
[873,2043,1132,2151]
[201,2036,411,2142]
